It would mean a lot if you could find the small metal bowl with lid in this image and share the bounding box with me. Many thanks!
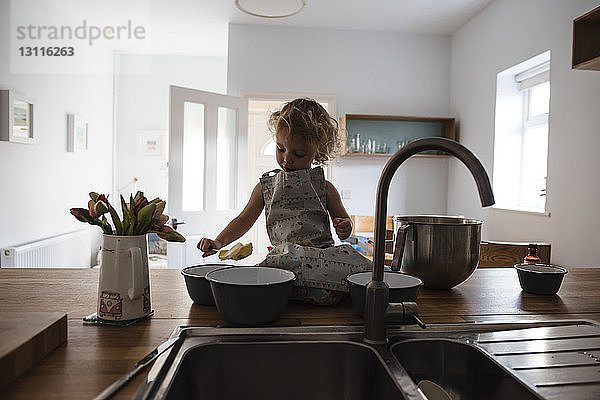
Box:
[514,263,568,295]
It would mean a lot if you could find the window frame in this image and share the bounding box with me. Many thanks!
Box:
[492,51,551,215]
[518,81,549,210]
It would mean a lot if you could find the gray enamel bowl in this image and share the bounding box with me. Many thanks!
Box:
[347,271,423,317]
[514,263,568,295]
[181,264,233,305]
[206,266,295,325]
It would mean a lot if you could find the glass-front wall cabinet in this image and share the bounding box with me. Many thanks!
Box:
[341,114,456,157]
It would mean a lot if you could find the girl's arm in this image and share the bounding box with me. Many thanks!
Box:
[325,180,353,240]
[197,183,265,257]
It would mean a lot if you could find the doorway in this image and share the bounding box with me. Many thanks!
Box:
[166,89,336,267]
[246,95,336,263]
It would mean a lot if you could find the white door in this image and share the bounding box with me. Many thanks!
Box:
[167,86,248,268]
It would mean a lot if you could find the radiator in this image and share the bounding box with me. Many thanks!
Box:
[0,230,91,268]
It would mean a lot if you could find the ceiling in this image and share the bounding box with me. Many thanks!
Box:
[145,0,496,56]
[228,0,495,34]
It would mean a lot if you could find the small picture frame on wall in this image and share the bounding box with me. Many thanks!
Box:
[0,89,35,144]
[67,114,88,152]
[136,130,167,159]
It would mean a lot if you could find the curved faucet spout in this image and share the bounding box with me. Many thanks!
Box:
[372,137,494,280]
[364,137,495,344]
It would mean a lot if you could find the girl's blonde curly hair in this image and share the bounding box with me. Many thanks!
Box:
[268,98,341,165]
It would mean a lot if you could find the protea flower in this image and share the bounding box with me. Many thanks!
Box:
[88,193,109,218]
[134,195,149,215]
[71,191,185,242]
[70,207,106,231]
[70,207,92,222]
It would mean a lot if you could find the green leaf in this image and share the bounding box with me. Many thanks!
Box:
[153,214,169,227]
[120,194,129,213]
[94,200,109,216]
[108,203,123,235]
[121,195,131,233]
[101,215,113,235]
[150,228,186,242]
[133,191,144,203]
[121,219,130,235]
[129,194,135,216]
[80,213,103,227]
[153,200,166,218]
[120,195,129,220]
[135,203,156,234]
[126,213,136,235]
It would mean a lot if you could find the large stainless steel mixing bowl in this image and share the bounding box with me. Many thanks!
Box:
[391,215,482,289]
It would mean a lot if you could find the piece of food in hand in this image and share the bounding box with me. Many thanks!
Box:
[218,242,253,261]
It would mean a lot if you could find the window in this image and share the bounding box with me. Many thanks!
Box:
[493,51,551,213]
[216,106,238,210]
[182,101,205,211]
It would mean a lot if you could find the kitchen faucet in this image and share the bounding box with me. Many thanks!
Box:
[364,137,495,344]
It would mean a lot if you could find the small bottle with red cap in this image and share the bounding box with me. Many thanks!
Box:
[524,243,541,264]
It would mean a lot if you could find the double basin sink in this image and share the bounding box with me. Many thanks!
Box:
[134,320,600,400]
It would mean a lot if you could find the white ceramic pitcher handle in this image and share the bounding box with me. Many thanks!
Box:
[128,247,143,300]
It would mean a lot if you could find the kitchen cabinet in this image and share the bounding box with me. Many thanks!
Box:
[572,5,600,70]
[341,114,456,157]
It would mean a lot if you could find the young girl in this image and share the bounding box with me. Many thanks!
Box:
[197,98,371,305]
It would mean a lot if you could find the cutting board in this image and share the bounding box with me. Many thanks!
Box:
[0,312,67,391]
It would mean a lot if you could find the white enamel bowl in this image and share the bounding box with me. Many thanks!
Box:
[206,266,295,325]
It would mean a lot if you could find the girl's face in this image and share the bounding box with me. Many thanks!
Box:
[275,129,316,172]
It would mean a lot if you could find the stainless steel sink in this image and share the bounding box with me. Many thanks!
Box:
[163,342,404,400]
[391,339,540,399]
[134,326,422,400]
[134,321,600,400]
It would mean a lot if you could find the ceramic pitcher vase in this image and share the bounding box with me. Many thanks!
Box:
[97,234,151,321]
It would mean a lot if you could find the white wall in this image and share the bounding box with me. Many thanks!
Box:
[448,0,600,267]
[228,24,452,217]
[115,54,227,206]
[0,1,113,260]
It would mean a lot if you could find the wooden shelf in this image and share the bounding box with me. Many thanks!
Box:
[572,5,600,70]
[342,152,450,158]
[478,241,551,268]
[341,114,456,157]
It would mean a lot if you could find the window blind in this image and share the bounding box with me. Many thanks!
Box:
[515,61,550,90]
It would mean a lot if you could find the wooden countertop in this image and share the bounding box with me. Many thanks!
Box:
[1,267,600,399]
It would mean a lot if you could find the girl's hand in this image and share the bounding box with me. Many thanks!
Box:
[332,217,352,240]
[197,238,223,257]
